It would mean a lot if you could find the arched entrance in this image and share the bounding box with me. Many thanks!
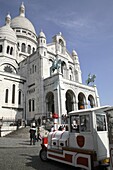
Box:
[65,90,75,113]
[88,95,95,108]
[46,92,54,113]
[78,92,86,109]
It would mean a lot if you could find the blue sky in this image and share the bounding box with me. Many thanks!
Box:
[0,0,113,106]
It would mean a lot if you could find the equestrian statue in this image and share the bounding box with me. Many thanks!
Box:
[86,73,96,85]
[50,58,61,75]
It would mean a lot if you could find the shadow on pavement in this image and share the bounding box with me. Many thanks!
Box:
[19,140,30,146]
[20,153,80,170]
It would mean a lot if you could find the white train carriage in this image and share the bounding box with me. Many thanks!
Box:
[40,106,111,170]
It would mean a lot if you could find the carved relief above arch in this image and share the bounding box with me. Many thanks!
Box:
[0,63,17,74]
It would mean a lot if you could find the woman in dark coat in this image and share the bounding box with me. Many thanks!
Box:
[29,125,36,145]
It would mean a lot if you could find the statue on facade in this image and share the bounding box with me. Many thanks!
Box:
[50,58,61,75]
[86,73,96,85]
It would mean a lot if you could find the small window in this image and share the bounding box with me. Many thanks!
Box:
[12,84,15,104]
[28,45,31,54]
[32,99,35,111]
[21,43,26,52]
[5,89,8,103]
[80,115,90,132]
[16,30,20,32]
[7,46,10,54]
[96,114,107,131]
[29,99,31,112]
[10,47,13,55]
[28,32,31,35]
[18,91,21,105]
[0,45,3,52]
[70,115,79,133]
[22,30,26,34]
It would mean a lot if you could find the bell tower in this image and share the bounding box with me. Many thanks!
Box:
[72,50,82,83]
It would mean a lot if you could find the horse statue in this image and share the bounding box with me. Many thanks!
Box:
[86,73,96,85]
[50,58,61,75]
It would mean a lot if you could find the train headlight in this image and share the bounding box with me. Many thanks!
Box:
[100,158,110,165]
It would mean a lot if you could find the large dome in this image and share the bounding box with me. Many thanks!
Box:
[10,3,36,35]
[11,16,36,34]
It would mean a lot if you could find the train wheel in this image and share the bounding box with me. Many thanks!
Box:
[40,149,48,162]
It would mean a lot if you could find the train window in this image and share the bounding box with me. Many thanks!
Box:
[96,114,107,131]
[70,115,79,133]
[80,115,90,132]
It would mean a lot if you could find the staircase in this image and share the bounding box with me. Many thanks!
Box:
[5,126,30,139]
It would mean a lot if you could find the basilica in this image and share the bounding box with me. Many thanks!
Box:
[0,3,100,129]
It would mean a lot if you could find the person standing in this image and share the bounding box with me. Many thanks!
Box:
[37,127,41,142]
[29,124,36,145]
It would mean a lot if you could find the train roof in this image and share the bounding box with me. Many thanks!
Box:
[69,105,111,115]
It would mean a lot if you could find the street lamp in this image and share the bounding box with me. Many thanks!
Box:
[0,118,3,137]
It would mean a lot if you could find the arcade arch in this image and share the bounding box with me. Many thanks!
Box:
[65,90,76,113]
[46,92,54,113]
[78,92,86,109]
[88,95,95,108]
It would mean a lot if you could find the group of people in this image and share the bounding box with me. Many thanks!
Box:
[29,123,41,145]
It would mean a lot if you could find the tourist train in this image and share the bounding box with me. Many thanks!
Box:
[39,106,113,170]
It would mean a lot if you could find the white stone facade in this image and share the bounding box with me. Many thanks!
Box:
[0,3,100,126]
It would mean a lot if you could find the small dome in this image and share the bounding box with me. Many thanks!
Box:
[0,22,17,43]
[39,30,46,38]
[72,50,78,56]
[0,25,17,42]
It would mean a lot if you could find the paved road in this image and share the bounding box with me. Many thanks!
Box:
[0,127,79,170]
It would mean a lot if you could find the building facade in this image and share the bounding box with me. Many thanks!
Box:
[0,3,100,126]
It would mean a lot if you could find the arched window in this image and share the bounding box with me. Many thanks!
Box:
[10,47,13,55]
[5,89,8,103]
[0,45,3,52]
[21,43,26,52]
[59,39,64,53]
[59,39,64,46]
[7,46,10,54]
[18,91,21,105]
[28,45,31,54]
[12,84,15,104]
